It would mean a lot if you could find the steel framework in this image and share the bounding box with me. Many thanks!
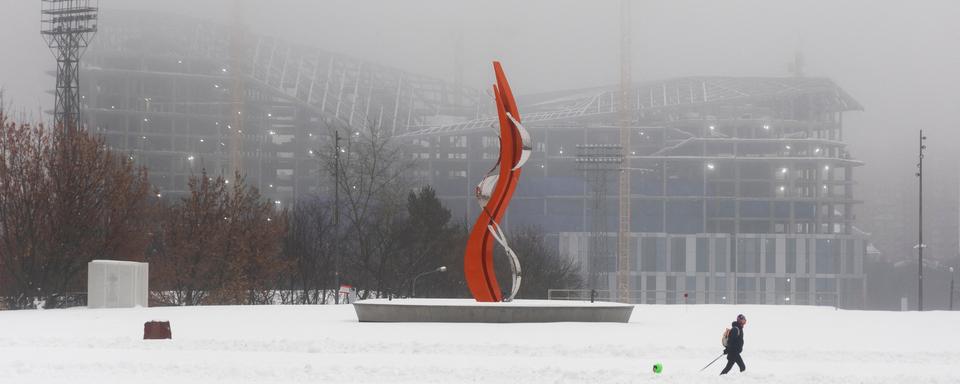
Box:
[576,144,622,289]
[81,12,480,203]
[42,0,98,129]
[399,76,862,138]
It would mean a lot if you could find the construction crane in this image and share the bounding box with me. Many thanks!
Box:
[617,0,633,303]
[228,0,245,179]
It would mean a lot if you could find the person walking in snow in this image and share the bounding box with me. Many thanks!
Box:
[720,314,747,375]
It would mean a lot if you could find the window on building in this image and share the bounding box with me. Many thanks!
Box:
[816,239,832,274]
[656,238,666,272]
[833,239,842,273]
[449,135,467,148]
[775,278,790,294]
[715,238,728,273]
[737,277,756,304]
[666,276,677,304]
[715,277,728,303]
[758,278,769,304]
[816,278,836,292]
[481,136,498,148]
[670,237,686,272]
[707,200,735,217]
[846,240,855,274]
[786,238,797,274]
[641,237,658,272]
[737,238,759,273]
[696,238,709,272]
[646,276,657,304]
[765,238,776,273]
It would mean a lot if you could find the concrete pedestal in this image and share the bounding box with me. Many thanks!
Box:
[353,299,633,323]
[87,260,149,308]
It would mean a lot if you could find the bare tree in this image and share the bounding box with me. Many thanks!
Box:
[282,198,336,304]
[149,172,226,305]
[0,115,153,308]
[321,122,414,299]
[218,172,289,305]
[150,170,286,305]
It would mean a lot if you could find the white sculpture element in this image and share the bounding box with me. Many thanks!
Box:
[87,260,149,308]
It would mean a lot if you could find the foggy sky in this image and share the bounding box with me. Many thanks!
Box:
[2,0,959,259]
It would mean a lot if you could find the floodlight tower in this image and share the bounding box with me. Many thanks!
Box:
[41,0,98,130]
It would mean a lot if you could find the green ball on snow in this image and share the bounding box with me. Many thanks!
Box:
[652,362,663,374]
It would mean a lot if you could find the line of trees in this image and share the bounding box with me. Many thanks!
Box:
[0,114,581,308]
[0,117,153,308]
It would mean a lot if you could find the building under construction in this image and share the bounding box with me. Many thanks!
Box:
[402,77,867,308]
[81,12,479,205]
[79,12,868,307]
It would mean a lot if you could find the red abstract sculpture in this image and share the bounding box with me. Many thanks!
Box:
[464,62,531,302]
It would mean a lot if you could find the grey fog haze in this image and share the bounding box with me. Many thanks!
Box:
[2,0,959,301]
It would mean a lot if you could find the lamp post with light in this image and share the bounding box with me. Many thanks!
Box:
[950,267,955,311]
[412,266,447,298]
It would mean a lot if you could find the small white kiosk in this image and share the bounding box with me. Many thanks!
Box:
[87,260,149,308]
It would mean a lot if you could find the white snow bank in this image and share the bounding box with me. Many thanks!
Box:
[0,303,957,383]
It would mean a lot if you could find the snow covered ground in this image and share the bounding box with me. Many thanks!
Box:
[0,302,958,383]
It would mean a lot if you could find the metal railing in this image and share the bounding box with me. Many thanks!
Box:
[548,289,840,307]
[0,292,87,310]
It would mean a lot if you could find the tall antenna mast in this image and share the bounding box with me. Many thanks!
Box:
[41,0,99,130]
[617,0,633,303]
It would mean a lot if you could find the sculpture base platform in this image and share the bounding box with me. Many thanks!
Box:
[353,299,633,323]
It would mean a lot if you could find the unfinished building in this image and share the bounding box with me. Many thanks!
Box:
[401,77,867,308]
[80,12,479,205]
[79,13,867,307]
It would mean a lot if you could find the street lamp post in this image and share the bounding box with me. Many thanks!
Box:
[950,267,955,311]
[412,266,447,298]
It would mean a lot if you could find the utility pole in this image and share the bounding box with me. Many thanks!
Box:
[333,130,341,304]
[916,130,927,311]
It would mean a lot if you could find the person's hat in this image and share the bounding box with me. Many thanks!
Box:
[737,314,746,322]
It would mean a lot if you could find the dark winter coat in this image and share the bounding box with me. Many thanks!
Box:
[724,321,744,355]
